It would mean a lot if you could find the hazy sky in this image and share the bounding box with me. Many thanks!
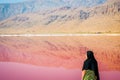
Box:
[0,0,28,3]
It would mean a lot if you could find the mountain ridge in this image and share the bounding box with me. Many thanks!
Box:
[0,1,119,27]
[0,0,106,21]
[0,0,120,34]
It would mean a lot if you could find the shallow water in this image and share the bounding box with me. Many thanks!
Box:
[0,62,120,80]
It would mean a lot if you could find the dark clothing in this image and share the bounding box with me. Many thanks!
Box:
[82,59,100,80]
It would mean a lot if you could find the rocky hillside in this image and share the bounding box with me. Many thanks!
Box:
[0,0,106,21]
[0,1,119,23]
[0,0,120,34]
[0,0,119,24]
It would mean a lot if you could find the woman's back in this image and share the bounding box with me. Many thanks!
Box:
[82,51,100,80]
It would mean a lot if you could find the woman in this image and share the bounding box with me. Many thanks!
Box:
[82,51,100,80]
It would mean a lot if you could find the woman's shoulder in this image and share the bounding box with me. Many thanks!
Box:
[84,59,97,63]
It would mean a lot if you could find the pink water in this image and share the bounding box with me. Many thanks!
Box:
[0,62,120,80]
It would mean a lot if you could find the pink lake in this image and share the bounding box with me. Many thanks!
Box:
[0,62,120,80]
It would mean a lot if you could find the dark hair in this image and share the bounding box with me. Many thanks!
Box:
[87,51,95,59]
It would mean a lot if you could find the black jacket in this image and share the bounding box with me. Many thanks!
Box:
[82,59,100,80]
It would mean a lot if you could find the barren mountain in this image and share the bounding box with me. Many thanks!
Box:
[0,0,106,21]
[0,0,120,34]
